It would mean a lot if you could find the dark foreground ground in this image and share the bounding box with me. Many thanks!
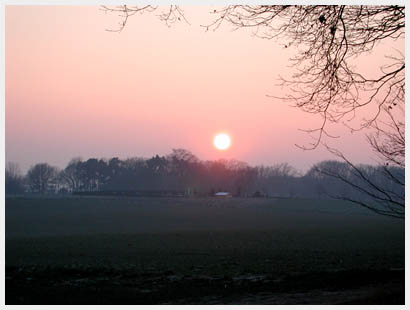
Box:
[6,196,405,305]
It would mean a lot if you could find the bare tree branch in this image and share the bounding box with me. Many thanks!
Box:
[317,144,404,218]
[101,5,189,32]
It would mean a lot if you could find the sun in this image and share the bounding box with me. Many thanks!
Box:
[213,133,231,150]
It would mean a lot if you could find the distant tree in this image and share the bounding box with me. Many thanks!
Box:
[5,162,25,194]
[306,160,352,197]
[108,157,122,177]
[317,148,404,219]
[254,163,299,196]
[81,158,106,191]
[167,148,199,164]
[26,163,58,194]
[166,149,199,190]
[60,158,83,192]
[227,160,258,197]
[119,157,149,190]
[146,155,168,180]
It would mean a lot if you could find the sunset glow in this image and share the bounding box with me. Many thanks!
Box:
[213,133,231,150]
[5,6,403,173]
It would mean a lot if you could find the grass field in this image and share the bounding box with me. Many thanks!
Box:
[5,196,405,304]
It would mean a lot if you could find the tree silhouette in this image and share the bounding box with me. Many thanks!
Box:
[59,158,83,192]
[27,163,59,194]
[315,147,404,218]
[5,162,25,194]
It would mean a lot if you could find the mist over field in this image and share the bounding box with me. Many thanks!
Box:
[5,196,400,237]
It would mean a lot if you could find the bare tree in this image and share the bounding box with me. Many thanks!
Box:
[367,106,404,169]
[310,102,404,218]
[27,163,59,194]
[5,162,25,194]
[315,146,404,218]
[6,162,21,180]
[59,157,83,192]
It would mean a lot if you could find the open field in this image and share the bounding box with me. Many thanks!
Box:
[6,196,405,304]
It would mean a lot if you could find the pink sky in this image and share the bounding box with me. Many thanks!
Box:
[5,6,403,173]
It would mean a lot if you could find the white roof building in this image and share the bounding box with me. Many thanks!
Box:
[214,192,231,197]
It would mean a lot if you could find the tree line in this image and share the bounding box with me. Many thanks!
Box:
[5,149,404,216]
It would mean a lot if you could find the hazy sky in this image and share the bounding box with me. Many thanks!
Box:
[5,6,403,173]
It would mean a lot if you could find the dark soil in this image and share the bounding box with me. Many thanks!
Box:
[6,197,404,305]
[6,266,404,305]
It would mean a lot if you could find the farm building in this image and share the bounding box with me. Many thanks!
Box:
[214,192,232,198]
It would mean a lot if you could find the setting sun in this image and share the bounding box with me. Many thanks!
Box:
[213,133,231,150]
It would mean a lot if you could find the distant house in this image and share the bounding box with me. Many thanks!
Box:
[214,192,232,198]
